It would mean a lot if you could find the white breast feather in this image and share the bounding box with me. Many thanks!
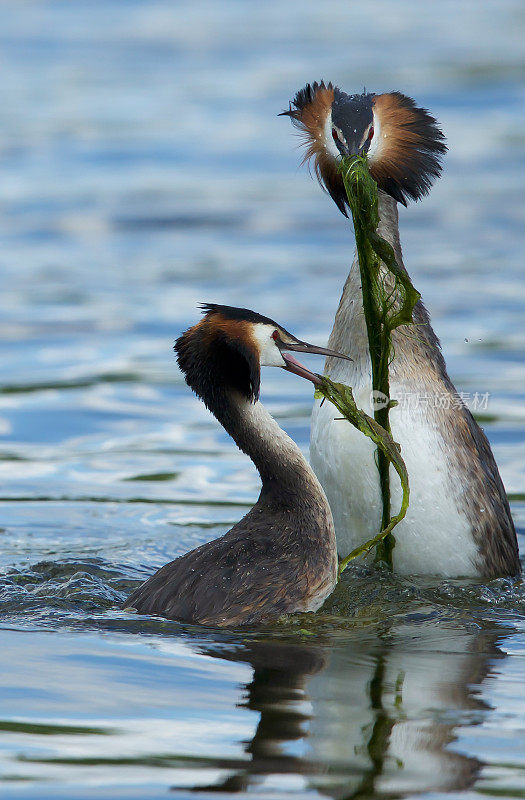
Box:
[310,264,479,577]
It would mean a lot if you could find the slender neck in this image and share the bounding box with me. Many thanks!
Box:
[326,188,446,387]
[211,389,323,501]
[326,191,404,369]
[376,191,404,268]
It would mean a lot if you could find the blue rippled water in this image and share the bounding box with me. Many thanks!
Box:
[0,1,524,797]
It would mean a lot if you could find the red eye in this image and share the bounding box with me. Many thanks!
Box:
[368,126,374,140]
[272,330,279,341]
[332,128,339,143]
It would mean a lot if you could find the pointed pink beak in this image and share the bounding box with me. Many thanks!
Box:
[280,341,351,385]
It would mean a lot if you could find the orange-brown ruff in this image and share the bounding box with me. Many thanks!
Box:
[125,305,340,626]
[283,82,447,211]
[283,83,520,578]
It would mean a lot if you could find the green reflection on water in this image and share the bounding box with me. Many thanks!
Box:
[0,720,113,736]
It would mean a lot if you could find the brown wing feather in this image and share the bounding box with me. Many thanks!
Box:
[393,301,519,577]
[125,503,336,627]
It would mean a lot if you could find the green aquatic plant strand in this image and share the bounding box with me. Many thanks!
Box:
[315,377,410,577]
[339,155,420,568]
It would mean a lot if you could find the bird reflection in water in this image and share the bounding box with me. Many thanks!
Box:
[182,641,327,793]
[170,625,507,797]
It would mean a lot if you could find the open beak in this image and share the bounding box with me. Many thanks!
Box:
[280,340,351,386]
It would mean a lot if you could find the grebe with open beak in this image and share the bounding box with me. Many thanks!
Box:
[125,304,351,626]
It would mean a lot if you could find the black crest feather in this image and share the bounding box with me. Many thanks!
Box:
[279,81,333,120]
[199,303,279,328]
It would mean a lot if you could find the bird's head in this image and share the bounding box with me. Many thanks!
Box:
[281,82,447,213]
[175,303,350,409]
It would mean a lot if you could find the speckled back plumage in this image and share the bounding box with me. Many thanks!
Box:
[126,482,336,626]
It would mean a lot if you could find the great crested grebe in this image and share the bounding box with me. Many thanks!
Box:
[125,304,350,626]
[283,82,520,578]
